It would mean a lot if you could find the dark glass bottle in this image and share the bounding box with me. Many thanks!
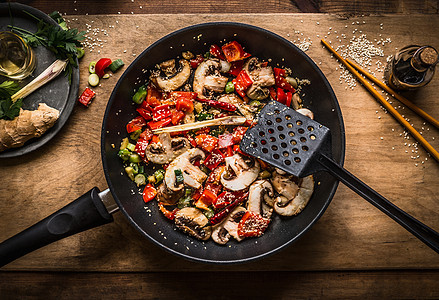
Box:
[384,45,438,90]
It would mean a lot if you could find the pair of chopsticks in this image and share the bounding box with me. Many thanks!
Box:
[321,39,439,162]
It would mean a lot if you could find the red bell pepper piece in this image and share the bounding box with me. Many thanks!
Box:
[237,211,270,237]
[228,60,245,77]
[195,97,236,112]
[187,135,198,148]
[232,126,248,144]
[139,128,153,141]
[209,44,226,60]
[190,54,204,69]
[95,58,112,78]
[204,182,222,197]
[195,134,218,152]
[195,189,217,210]
[78,87,96,107]
[203,149,225,171]
[221,41,251,62]
[176,98,194,113]
[171,110,185,125]
[273,67,296,93]
[147,117,171,130]
[276,87,287,104]
[152,104,171,121]
[136,107,153,121]
[158,202,178,220]
[225,145,234,157]
[134,138,149,158]
[285,91,293,107]
[146,84,163,107]
[210,191,248,224]
[142,184,157,203]
[218,133,235,149]
[126,116,147,133]
[232,70,253,98]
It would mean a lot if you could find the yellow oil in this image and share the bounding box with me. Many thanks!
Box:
[0,31,36,80]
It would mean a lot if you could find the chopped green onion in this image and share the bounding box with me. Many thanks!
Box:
[134,174,146,186]
[120,137,129,150]
[125,166,135,180]
[203,207,215,219]
[89,61,96,74]
[132,85,147,104]
[154,169,165,183]
[184,188,193,197]
[174,169,184,184]
[109,59,125,73]
[225,81,235,93]
[88,73,99,86]
[129,162,139,174]
[118,149,131,161]
[126,143,136,151]
[196,112,214,121]
[177,196,192,209]
[129,153,142,163]
[130,129,142,141]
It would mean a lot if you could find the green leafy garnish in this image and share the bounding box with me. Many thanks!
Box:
[0,81,23,120]
[9,11,86,84]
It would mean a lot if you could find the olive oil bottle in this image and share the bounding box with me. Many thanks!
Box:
[384,45,438,90]
[0,31,36,80]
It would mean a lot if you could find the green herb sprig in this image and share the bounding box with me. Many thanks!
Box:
[9,11,86,84]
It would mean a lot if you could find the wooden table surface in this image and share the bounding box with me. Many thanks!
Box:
[1,0,439,298]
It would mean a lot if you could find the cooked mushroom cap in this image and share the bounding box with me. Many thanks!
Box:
[145,133,190,165]
[243,57,275,100]
[220,154,260,191]
[211,224,231,245]
[247,180,274,217]
[193,59,228,98]
[165,148,207,191]
[156,183,184,205]
[296,108,314,120]
[273,175,314,216]
[174,207,212,240]
[155,59,191,92]
[271,170,300,200]
[222,206,247,242]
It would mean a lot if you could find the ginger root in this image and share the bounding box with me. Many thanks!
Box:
[0,103,60,152]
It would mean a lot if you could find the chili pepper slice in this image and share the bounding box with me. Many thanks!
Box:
[274,67,296,93]
[221,41,251,62]
[136,107,153,121]
[127,116,147,133]
[95,58,112,78]
[152,104,171,121]
[147,117,172,130]
[228,60,245,77]
[203,149,225,171]
[195,189,217,210]
[209,44,226,60]
[237,211,270,237]
[190,54,204,69]
[142,184,157,203]
[176,98,194,113]
[276,87,287,105]
[78,87,96,107]
[232,70,253,98]
[171,109,185,125]
[210,191,248,225]
[195,97,237,112]
[158,202,178,220]
[195,134,218,152]
[285,91,293,107]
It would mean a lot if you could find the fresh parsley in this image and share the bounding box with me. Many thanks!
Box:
[0,81,22,120]
[9,11,86,84]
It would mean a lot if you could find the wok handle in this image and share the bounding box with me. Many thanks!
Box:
[0,187,113,267]
[318,154,439,254]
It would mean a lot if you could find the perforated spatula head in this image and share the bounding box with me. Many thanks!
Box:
[240,101,333,177]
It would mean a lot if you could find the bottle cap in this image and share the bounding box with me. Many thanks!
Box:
[419,47,438,66]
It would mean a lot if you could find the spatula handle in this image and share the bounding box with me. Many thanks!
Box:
[318,154,439,254]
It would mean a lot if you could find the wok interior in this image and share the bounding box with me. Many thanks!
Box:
[102,23,345,263]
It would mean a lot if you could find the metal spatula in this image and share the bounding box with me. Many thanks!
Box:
[240,101,439,253]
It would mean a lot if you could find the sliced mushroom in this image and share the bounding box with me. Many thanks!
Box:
[156,182,184,205]
[220,154,260,191]
[243,57,275,100]
[193,59,228,98]
[218,94,257,120]
[165,148,207,191]
[296,108,314,120]
[211,224,231,245]
[174,207,212,240]
[271,170,300,200]
[273,175,314,216]
[154,59,191,92]
[247,180,274,219]
[222,206,247,242]
[145,133,190,164]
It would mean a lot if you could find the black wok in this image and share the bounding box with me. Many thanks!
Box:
[0,22,345,265]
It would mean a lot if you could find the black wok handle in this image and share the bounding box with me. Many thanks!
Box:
[0,187,113,267]
[318,154,439,254]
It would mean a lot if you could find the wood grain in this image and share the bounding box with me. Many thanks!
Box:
[1,270,439,299]
[0,12,438,293]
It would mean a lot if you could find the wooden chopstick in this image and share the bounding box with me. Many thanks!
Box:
[321,39,439,162]
[152,115,247,134]
[345,58,439,129]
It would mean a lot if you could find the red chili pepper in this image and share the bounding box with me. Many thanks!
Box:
[136,107,153,121]
[204,182,222,197]
[221,41,251,62]
[232,126,248,144]
[232,70,253,98]
[228,60,245,77]
[237,211,270,237]
[176,98,194,113]
[127,116,147,133]
[218,132,235,149]
[269,86,277,100]
[78,87,96,107]
[147,117,171,130]
[203,149,225,170]
[192,187,203,201]
[210,191,248,225]
[273,67,296,93]
[139,128,153,141]
[95,58,112,78]
[142,184,157,203]
[134,138,149,158]
[171,110,185,125]
[195,189,217,210]
[285,91,293,107]
[190,54,204,69]
[158,202,178,220]
[209,44,226,60]
[225,145,234,157]
[146,84,163,107]
[276,87,287,104]
[195,97,236,112]
[195,134,218,152]
[152,104,171,121]
[187,135,198,148]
